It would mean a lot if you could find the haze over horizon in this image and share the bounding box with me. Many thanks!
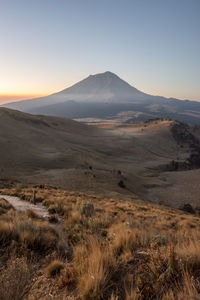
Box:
[0,0,200,104]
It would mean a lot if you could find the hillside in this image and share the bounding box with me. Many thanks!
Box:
[1,109,200,299]
[1,185,200,299]
[2,72,200,125]
[0,108,200,209]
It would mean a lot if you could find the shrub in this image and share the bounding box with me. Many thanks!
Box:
[118,180,126,188]
[180,203,195,214]
[48,205,57,214]
[15,183,23,193]
[48,214,59,223]
[135,246,179,299]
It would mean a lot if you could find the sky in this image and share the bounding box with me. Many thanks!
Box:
[0,0,200,104]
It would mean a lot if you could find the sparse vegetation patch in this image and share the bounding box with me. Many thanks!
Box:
[0,186,200,299]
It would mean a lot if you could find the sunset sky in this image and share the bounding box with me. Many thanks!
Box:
[0,0,200,104]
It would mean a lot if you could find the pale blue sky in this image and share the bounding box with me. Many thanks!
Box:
[0,0,199,103]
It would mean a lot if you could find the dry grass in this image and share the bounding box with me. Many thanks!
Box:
[26,209,39,219]
[1,185,200,299]
[175,238,200,272]
[58,263,77,288]
[162,271,199,299]
[0,198,13,216]
[0,220,15,245]
[0,198,13,210]
[124,283,137,300]
[0,257,31,300]
[0,212,58,253]
[76,238,117,300]
[46,260,64,277]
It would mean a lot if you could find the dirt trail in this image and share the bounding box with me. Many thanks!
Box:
[1,195,49,218]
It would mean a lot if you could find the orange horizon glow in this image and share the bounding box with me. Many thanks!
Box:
[0,93,48,104]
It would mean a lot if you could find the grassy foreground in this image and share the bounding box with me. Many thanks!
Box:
[0,185,200,299]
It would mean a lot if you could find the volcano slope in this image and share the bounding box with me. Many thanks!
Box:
[0,107,200,209]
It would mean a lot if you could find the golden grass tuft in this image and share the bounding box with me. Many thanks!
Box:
[0,221,14,245]
[112,229,136,259]
[46,260,64,277]
[77,238,117,300]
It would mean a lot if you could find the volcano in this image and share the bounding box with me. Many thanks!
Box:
[2,72,200,124]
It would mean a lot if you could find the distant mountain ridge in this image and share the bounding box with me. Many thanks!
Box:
[2,71,200,124]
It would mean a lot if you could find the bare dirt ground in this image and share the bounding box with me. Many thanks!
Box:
[0,195,49,218]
